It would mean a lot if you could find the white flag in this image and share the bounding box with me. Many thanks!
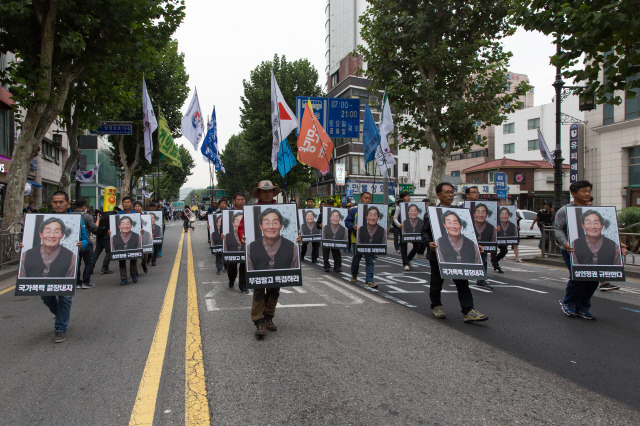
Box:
[142,76,157,164]
[75,163,101,183]
[271,70,298,170]
[537,128,554,166]
[142,190,153,199]
[181,89,205,151]
[376,92,396,174]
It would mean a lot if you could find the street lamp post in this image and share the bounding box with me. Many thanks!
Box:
[552,41,566,210]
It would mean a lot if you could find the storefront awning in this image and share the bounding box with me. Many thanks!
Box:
[0,87,15,107]
[26,179,42,188]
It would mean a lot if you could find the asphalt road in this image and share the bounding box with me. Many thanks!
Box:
[0,221,638,424]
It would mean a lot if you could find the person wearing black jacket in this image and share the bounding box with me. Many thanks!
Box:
[300,200,320,263]
[318,200,342,272]
[421,182,488,323]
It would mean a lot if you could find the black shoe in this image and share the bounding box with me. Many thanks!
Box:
[101,269,113,274]
[333,267,342,273]
[494,266,504,273]
[254,320,266,339]
[120,279,128,286]
[324,267,331,272]
[228,281,234,288]
[131,274,138,283]
[142,264,148,273]
[264,316,277,331]
[152,260,156,266]
[53,331,66,343]
[476,281,493,290]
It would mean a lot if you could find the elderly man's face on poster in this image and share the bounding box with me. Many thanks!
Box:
[119,217,132,234]
[408,205,419,219]
[259,212,283,239]
[582,213,604,238]
[330,211,341,225]
[366,208,379,225]
[40,221,64,249]
[444,213,462,236]
[305,211,315,225]
[500,208,510,222]
[474,205,488,224]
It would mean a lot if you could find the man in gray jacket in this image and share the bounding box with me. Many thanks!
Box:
[74,198,98,289]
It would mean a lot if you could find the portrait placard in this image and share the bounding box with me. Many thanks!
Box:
[298,208,321,242]
[222,209,245,263]
[400,202,426,242]
[355,204,388,254]
[209,213,223,254]
[15,213,81,296]
[496,205,519,245]
[144,211,163,244]
[140,214,154,254]
[567,206,625,281]
[109,213,143,259]
[465,201,498,252]
[322,207,349,249]
[427,206,484,280]
[243,204,301,289]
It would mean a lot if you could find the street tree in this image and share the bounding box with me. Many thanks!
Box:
[358,0,529,199]
[0,0,185,227]
[225,54,323,199]
[516,0,640,104]
[148,145,195,201]
[216,132,262,198]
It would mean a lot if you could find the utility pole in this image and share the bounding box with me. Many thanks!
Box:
[552,39,565,210]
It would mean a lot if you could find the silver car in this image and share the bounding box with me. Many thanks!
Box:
[517,209,541,238]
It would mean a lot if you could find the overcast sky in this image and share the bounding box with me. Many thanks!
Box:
[173,1,558,190]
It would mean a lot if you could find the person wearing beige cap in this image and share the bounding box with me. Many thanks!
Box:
[240,180,301,339]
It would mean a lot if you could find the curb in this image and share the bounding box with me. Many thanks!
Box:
[524,257,640,280]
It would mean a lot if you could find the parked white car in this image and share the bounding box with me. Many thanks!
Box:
[517,209,542,238]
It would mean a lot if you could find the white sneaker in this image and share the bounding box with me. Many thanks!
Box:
[403,265,410,271]
[408,261,414,269]
[515,258,523,263]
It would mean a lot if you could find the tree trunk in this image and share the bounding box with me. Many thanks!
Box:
[59,106,81,190]
[118,135,142,199]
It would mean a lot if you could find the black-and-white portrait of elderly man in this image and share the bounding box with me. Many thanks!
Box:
[19,217,77,278]
[246,207,300,271]
[403,203,424,234]
[437,210,481,264]
[111,215,142,251]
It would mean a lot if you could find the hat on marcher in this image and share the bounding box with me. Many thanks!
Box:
[252,180,281,198]
[326,199,335,206]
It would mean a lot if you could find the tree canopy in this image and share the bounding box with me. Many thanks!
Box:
[515,0,640,104]
[358,0,529,198]
[216,54,323,199]
[148,145,195,201]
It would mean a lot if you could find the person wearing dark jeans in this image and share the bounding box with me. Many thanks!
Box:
[392,224,401,253]
[301,241,319,263]
[227,263,248,293]
[76,242,95,288]
[490,244,508,273]
[93,235,112,273]
[322,247,342,272]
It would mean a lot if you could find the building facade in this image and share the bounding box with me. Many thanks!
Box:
[325,0,368,87]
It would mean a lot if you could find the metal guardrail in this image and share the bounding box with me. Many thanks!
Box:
[0,222,23,270]
[540,224,640,265]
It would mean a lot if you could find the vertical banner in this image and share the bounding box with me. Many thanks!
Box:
[109,214,143,259]
[222,209,245,263]
[567,206,625,281]
[355,204,388,254]
[15,214,81,296]
[244,204,302,289]
[335,163,346,186]
[427,206,484,280]
[569,124,579,184]
[464,201,498,252]
[140,214,154,254]
[144,211,164,244]
[496,205,519,245]
[399,202,426,242]
[322,207,349,249]
[103,187,117,212]
[298,208,321,242]
[209,213,223,254]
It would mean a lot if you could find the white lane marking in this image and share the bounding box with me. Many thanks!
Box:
[330,274,389,303]
[469,285,493,293]
[204,290,215,298]
[293,286,307,293]
[317,280,363,304]
[487,280,507,284]
[491,285,548,294]
[277,303,327,308]
[200,281,216,285]
[205,299,219,311]
[386,284,425,294]
[279,288,294,294]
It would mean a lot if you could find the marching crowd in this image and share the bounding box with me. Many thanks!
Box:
[23,177,627,343]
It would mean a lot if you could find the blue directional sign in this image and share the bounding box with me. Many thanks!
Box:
[296,97,360,138]
[91,122,133,135]
[497,189,507,199]
[494,172,507,190]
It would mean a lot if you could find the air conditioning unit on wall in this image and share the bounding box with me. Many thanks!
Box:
[399,176,411,184]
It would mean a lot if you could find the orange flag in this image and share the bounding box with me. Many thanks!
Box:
[296,100,334,172]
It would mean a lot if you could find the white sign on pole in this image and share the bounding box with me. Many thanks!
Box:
[335,163,346,186]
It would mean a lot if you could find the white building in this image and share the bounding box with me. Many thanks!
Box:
[397,147,434,199]
[325,0,367,81]
[583,81,640,209]
[494,94,583,163]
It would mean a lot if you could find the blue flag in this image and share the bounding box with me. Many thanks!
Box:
[362,104,381,163]
[211,108,225,172]
[201,117,214,161]
[277,137,296,178]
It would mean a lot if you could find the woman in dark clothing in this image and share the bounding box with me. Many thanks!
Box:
[301,210,320,236]
[111,216,141,251]
[436,210,481,264]
[322,209,347,240]
[472,203,496,243]
[357,206,386,244]
[571,209,621,265]
[496,207,517,238]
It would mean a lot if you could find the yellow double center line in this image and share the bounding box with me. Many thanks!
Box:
[129,231,210,425]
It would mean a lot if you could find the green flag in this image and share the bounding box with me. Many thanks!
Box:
[158,110,182,169]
